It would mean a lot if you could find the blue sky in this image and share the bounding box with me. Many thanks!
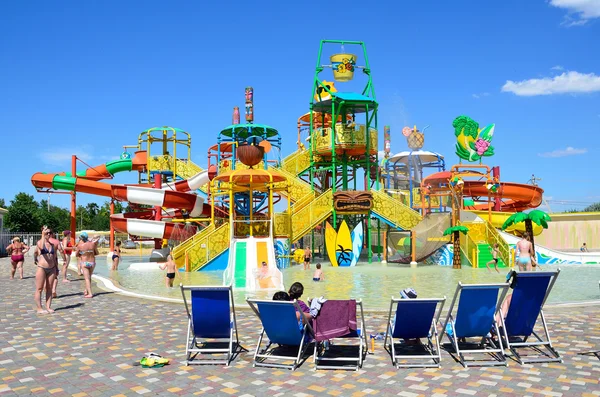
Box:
[1,0,599,212]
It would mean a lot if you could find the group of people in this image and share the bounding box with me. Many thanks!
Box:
[272,282,313,326]
[484,232,539,273]
[5,226,116,314]
[297,246,325,282]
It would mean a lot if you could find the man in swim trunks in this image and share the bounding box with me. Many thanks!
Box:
[516,232,534,271]
[76,232,99,298]
[303,246,312,270]
[6,237,29,280]
[159,253,177,288]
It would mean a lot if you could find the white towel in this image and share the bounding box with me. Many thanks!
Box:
[310,297,327,317]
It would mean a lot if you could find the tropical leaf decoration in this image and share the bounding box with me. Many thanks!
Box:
[443,225,470,236]
[453,115,495,162]
[528,209,552,229]
[501,210,550,256]
[453,116,479,138]
[501,210,551,230]
[501,212,528,230]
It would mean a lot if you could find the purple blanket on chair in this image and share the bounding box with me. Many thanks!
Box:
[313,300,357,342]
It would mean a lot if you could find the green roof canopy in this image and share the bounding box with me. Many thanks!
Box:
[219,123,279,139]
[312,92,377,114]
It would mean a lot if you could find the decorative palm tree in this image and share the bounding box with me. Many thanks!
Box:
[443,225,470,269]
[501,210,551,253]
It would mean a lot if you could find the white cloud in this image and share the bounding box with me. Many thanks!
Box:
[472,92,490,99]
[551,65,564,71]
[39,145,95,166]
[549,0,600,26]
[538,146,588,158]
[501,71,600,96]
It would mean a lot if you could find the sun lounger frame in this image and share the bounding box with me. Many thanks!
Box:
[499,269,562,364]
[312,299,368,371]
[180,284,244,366]
[384,297,446,368]
[247,299,314,371]
[441,283,509,368]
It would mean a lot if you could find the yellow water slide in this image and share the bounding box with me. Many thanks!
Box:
[469,210,543,236]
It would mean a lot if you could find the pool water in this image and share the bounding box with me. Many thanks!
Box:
[94,256,600,310]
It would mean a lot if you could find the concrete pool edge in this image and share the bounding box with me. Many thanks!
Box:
[86,266,600,311]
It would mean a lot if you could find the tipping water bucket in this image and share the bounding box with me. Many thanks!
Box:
[330,53,357,82]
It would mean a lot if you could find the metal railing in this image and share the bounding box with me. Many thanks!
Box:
[232,218,271,238]
[290,189,333,242]
[270,165,314,207]
[280,148,311,175]
[371,190,422,230]
[459,220,510,267]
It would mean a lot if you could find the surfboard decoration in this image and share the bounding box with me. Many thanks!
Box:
[325,222,338,267]
[335,220,353,267]
[325,220,364,267]
[350,222,364,267]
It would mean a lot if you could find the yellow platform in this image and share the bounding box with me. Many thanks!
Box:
[469,210,543,236]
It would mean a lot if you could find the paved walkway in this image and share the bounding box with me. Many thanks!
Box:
[0,257,599,396]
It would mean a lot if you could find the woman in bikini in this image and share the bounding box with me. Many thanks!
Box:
[33,227,65,314]
[76,232,98,298]
[61,231,74,281]
[6,237,29,279]
[111,240,121,271]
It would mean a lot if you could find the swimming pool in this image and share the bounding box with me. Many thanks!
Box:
[93,256,600,310]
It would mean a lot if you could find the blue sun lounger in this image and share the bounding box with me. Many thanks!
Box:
[441,283,509,368]
[499,269,562,364]
[247,299,314,371]
[384,297,446,368]
[180,285,243,366]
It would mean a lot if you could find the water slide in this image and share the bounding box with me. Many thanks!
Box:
[30,151,211,240]
[498,230,600,265]
[467,210,544,236]
[423,171,543,213]
[223,237,284,290]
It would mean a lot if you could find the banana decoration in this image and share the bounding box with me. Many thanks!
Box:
[452,115,495,162]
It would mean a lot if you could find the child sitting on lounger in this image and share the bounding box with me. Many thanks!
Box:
[313,263,325,282]
[273,291,303,329]
[288,282,313,323]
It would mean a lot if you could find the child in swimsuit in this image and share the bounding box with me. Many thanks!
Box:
[486,244,500,273]
[313,263,325,282]
[111,241,121,271]
[159,254,177,288]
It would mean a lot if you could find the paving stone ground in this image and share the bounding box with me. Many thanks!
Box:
[1,257,599,396]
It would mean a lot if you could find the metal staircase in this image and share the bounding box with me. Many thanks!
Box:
[371,190,422,230]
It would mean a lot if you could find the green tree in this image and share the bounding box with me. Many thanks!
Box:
[38,200,71,233]
[76,205,93,230]
[0,198,6,208]
[583,202,600,212]
[5,193,40,232]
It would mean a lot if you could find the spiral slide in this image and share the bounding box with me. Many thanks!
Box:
[423,171,544,213]
[30,152,210,240]
[461,181,544,212]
